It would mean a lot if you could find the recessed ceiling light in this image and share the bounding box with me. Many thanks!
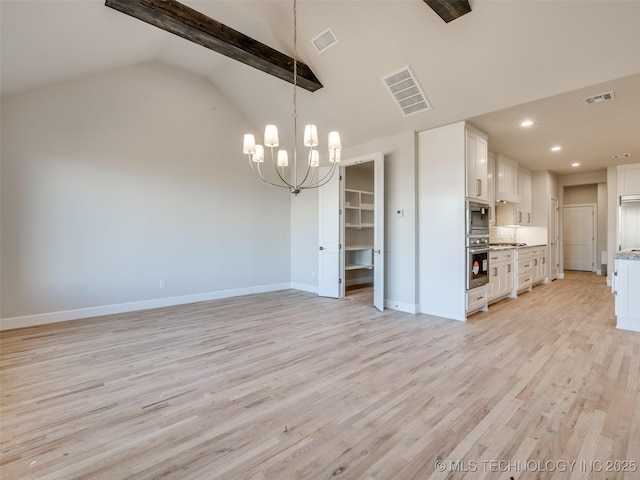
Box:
[520,120,534,127]
[571,162,580,167]
[551,146,562,152]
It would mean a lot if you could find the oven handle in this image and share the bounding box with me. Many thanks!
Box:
[469,248,490,254]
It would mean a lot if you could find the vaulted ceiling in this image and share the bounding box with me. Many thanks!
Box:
[2,0,639,175]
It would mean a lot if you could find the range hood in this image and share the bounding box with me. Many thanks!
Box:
[495,191,520,203]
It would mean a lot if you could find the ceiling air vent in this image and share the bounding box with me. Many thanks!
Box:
[613,153,631,159]
[382,65,432,117]
[583,91,616,105]
[311,28,338,53]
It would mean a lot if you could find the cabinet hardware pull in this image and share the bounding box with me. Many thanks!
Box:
[319,246,325,251]
[475,296,484,301]
[476,179,482,197]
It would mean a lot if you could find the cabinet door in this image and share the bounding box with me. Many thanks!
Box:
[504,262,514,293]
[496,154,520,203]
[518,167,532,225]
[465,130,488,202]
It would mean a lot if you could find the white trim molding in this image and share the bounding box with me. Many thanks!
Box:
[0,283,291,331]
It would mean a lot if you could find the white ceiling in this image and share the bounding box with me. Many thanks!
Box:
[2,0,639,176]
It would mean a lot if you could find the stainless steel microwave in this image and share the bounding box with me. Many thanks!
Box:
[466,200,490,236]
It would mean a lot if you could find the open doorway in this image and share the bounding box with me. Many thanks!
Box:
[317,151,384,310]
[343,162,375,300]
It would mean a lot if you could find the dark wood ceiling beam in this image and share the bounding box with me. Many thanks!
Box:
[104,0,323,92]
[423,0,472,23]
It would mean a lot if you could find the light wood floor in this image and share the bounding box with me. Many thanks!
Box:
[1,272,639,479]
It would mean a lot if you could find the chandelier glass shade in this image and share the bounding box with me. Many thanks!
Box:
[241,0,341,195]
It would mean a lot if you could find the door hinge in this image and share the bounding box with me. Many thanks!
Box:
[339,209,342,215]
[339,175,343,181]
[339,243,342,249]
[339,278,342,284]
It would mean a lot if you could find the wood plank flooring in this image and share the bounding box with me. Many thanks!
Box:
[1,272,639,479]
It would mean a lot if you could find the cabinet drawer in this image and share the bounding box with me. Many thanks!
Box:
[489,250,514,264]
[518,257,533,271]
[518,272,532,290]
[467,287,488,312]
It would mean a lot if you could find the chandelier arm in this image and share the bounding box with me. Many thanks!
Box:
[268,146,295,189]
[248,156,291,189]
[305,160,339,189]
[295,160,338,191]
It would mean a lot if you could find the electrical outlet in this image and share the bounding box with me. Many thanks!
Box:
[160,280,166,289]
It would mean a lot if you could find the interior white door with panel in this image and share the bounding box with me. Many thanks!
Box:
[563,204,595,272]
[318,167,340,297]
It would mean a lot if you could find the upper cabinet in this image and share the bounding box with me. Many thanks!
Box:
[465,127,488,202]
[496,163,532,227]
[495,154,520,204]
[518,167,532,226]
[618,163,640,196]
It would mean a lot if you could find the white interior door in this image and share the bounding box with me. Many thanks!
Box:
[563,204,595,271]
[372,153,385,311]
[318,167,340,298]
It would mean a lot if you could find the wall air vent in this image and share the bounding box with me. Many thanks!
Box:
[382,65,432,117]
[583,91,616,105]
[613,153,631,159]
[311,28,338,53]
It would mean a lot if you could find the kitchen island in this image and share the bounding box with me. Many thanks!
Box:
[613,250,640,332]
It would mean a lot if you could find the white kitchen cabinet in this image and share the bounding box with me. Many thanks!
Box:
[467,285,489,314]
[516,247,534,292]
[518,167,532,226]
[613,254,640,332]
[495,154,520,203]
[496,168,532,227]
[617,163,640,196]
[488,249,515,303]
[465,127,488,202]
[531,246,547,285]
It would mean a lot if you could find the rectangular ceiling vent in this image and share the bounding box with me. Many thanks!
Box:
[583,91,616,105]
[311,28,338,53]
[382,65,432,117]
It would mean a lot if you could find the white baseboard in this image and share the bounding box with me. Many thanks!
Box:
[385,299,418,314]
[289,282,318,294]
[0,283,291,331]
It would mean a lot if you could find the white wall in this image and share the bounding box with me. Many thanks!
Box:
[289,130,418,312]
[1,62,291,326]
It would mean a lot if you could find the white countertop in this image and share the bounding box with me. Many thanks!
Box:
[614,250,640,261]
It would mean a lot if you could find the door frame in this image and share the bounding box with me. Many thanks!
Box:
[334,152,384,310]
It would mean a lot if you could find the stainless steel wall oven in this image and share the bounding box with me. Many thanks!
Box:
[466,236,489,290]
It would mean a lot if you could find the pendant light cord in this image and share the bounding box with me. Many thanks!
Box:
[292,0,298,184]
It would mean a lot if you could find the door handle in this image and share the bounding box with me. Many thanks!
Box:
[476,179,482,197]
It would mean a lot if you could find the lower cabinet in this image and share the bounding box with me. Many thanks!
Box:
[467,285,488,314]
[488,249,515,303]
[531,246,547,285]
[614,256,640,332]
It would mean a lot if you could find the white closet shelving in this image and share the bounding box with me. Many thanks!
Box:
[344,188,374,271]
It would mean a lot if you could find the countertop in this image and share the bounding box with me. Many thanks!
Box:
[614,250,640,261]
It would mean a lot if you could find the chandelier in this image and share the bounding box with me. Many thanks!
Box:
[242,0,342,195]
